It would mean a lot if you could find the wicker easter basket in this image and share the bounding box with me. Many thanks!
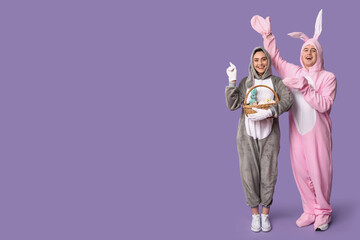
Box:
[243,85,280,116]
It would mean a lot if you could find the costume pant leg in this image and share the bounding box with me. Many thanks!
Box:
[237,135,260,207]
[289,113,316,214]
[237,117,261,208]
[302,120,333,216]
[258,121,280,207]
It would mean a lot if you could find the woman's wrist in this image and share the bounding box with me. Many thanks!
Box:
[229,80,236,87]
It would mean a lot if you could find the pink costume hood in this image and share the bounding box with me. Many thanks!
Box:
[288,9,324,72]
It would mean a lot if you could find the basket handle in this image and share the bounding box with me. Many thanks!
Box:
[243,84,280,105]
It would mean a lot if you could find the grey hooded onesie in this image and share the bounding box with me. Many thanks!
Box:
[225,47,293,208]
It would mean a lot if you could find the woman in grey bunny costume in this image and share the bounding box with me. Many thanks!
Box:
[225,47,292,232]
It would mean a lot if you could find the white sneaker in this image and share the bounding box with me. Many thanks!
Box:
[251,214,261,232]
[315,215,331,231]
[261,214,272,232]
[316,223,329,231]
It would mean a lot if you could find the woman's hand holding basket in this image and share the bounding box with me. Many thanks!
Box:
[247,108,273,121]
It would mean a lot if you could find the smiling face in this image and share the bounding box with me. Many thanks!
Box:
[253,51,268,77]
[302,44,318,70]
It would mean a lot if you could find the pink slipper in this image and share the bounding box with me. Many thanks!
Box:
[296,213,315,227]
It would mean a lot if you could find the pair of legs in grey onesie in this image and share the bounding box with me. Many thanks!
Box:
[237,115,280,212]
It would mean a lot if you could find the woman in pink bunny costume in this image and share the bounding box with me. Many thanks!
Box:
[251,10,337,231]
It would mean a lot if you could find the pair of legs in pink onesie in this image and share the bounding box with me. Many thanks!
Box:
[289,110,332,230]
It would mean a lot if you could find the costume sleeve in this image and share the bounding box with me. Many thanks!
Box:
[264,34,302,78]
[271,77,293,118]
[300,74,337,113]
[225,77,247,111]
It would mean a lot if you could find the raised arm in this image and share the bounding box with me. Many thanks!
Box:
[251,15,302,78]
[225,77,247,111]
[264,34,302,78]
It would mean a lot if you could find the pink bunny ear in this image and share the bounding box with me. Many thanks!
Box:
[288,32,309,42]
[251,15,271,37]
[313,9,323,39]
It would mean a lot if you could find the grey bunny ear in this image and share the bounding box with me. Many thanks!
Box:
[313,9,323,39]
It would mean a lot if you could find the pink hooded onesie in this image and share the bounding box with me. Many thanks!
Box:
[251,10,337,230]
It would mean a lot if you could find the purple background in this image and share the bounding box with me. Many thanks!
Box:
[0,0,357,239]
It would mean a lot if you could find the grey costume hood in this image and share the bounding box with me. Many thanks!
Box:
[246,46,272,89]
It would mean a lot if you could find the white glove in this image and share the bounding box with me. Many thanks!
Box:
[226,62,237,82]
[247,108,273,121]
